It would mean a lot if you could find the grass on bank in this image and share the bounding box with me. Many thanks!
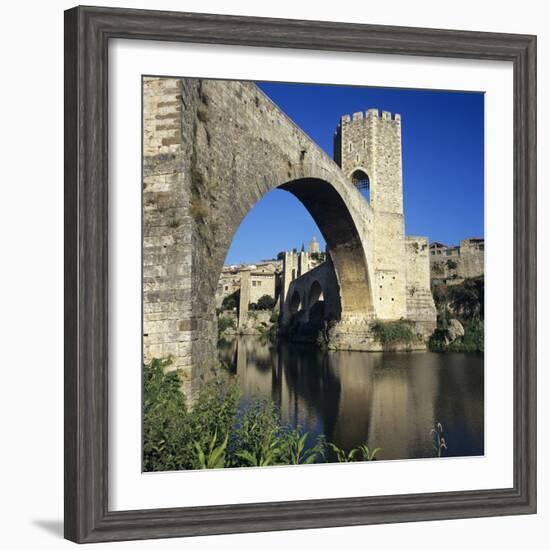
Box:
[371,320,418,348]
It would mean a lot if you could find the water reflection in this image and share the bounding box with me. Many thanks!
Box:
[218,336,484,460]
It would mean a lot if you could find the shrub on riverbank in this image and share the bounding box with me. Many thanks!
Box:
[429,322,484,352]
[143,358,240,471]
[371,320,417,348]
[217,315,236,343]
[143,358,325,471]
[430,276,484,352]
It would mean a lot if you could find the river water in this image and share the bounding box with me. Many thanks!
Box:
[218,336,484,461]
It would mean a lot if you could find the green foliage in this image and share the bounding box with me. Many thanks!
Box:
[356,444,382,461]
[437,308,450,330]
[435,277,484,322]
[277,251,285,261]
[228,399,327,468]
[144,361,327,471]
[229,399,285,467]
[221,291,239,311]
[256,294,276,310]
[429,320,484,352]
[447,319,484,352]
[143,358,193,471]
[190,375,241,448]
[432,283,449,311]
[257,321,278,343]
[428,328,449,352]
[218,315,236,342]
[446,259,458,270]
[327,443,359,463]
[279,430,326,465]
[448,282,480,320]
[193,431,229,469]
[430,277,484,352]
[143,358,239,472]
[328,442,381,462]
[371,320,417,347]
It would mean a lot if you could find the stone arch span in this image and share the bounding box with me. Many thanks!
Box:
[308,280,323,308]
[143,77,377,398]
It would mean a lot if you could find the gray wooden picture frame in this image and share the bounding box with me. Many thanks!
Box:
[64,5,537,543]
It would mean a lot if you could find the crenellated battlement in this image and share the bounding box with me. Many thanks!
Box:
[339,109,401,126]
[334,103,403,219]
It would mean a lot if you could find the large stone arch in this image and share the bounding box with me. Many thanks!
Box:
[143,77,376,398]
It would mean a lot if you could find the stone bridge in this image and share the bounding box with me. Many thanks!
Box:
[282,259,342,339]
[143,77,436,399]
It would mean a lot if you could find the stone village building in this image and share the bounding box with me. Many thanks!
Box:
[215,238,325,312]
[429,238,484,283]
[215,238,325,331]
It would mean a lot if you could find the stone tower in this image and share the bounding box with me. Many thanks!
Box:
[308,236,320,254]
[334,109,407,320]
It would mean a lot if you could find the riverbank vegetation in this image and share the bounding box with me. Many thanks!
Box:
[371,319,418,348]
[429,276,484,352]
[217,315,236,343]
[143,357,381,471]
[249,294,276,311]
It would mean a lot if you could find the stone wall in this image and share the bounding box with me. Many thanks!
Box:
[405,237,437,337]
[430,238,484,282]
[143,77,198,398]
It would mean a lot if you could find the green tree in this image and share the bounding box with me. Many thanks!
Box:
[256,294,276,310]
[449,278,482,320]
[221,290,239,310]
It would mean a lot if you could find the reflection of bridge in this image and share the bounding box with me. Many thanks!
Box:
[143,77,436,397]
[219,337,484,458]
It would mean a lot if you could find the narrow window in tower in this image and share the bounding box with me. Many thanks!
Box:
[349,143,352,152]
[351,169,370,204]
[362,139,366,148]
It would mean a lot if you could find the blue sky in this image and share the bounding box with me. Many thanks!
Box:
[225,81,484,265]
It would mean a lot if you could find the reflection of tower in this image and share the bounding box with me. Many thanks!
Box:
[308,236,320,254]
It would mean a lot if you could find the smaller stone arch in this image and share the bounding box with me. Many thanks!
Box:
[308,280,326,325]
[308,280,324,310]
[289,290,302,314]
